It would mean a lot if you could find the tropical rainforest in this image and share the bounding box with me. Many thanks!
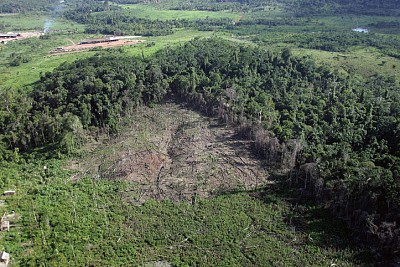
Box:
[0,0,399,266]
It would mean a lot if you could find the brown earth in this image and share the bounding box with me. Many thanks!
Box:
[0,31,43,43]
[66,103,271,203]
[50,39,145,54]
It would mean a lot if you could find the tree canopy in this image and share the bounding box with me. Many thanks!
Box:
[0,37,399,258]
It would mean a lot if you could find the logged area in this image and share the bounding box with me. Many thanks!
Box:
[51,38,145,54]
[1,35,398,265]
[69,103,269,203]
[0,0,400,265]
[0,101,372,266]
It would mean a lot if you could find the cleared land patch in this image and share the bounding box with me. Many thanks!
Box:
[293,46,400,82]
[67,102,270,203]
[0,31,43,43]
[50,37,145,54]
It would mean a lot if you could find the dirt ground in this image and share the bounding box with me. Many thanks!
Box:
[51,39,145,54]
[67,103,271,203]
[0,31,43,43]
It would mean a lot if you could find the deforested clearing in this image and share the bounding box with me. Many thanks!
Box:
[67,102,270,203]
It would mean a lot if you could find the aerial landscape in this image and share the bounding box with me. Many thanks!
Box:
[0,0,399,266]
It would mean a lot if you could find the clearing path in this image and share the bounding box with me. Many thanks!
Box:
[50,38,145,54]
[67,103,270,203]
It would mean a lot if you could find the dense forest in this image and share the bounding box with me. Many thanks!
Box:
[62,0,232,36]
[59,0,400,58]
[0,0,59,13]
[0,38,399,260]
[111,0,400,15]
[1,0,399,16]
[268,32,400,57]
[288,0,400,16]
[1,0,400,263]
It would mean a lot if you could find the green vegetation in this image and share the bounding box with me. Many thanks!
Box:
[284,0,400,16]
[129,29,217,56]
[64,2,236,36]
[0,160,370,266]
[62,0,400,79]
[0,0,400,265]
[1,0,399,88]
[0,0,59,14]
[0,34,96,88]
[0,14,49,31]
[0,13,84,32]
[114,0,400,16]
[291,47,400,81]
[1,38,399,263]
[118,3,240,21]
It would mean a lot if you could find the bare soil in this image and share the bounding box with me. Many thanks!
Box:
[67,103,270,203]
[50,39,145,54]
[0,31,43,43]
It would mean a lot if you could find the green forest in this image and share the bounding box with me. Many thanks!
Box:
[0,0,59,13]
[0,0,399,266]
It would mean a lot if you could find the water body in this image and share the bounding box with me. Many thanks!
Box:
[352,28,369,33]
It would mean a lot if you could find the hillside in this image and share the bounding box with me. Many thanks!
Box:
[0,102,372,266]
[0,37,398,265]
[0,0,399,265]
[67,103,270,202]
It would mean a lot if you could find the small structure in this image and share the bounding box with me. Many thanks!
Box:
[352,28,369,33]
[0,221,9,232]
[0,33,20,39]
[79,37,118,45]
[3,191,15,196]
[0,251,9,267]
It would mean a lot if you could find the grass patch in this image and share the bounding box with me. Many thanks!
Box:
[0,28,224,89]
[124,29,217,57]
[0,28,220,88]
[0,13,84,32]
[0,33,102,89]
[292,46,400,82]
[0,156,372,266]
[117,3,241,21]
[0,51,95,89]
[242,5,287,20]
[316,15,400,33]
[1,8,399,90]
[0,13,47,31]
[232,14,400,35]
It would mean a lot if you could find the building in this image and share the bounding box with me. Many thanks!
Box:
[0,251,9,267]
[0,33,20,39]
[0,221,9,232]
[3,191,15,196]
[79,37,119,45]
